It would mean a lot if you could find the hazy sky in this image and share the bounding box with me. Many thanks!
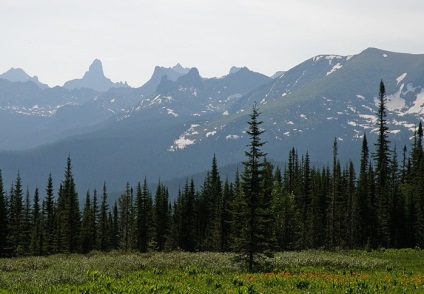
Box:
[1,0,423,87]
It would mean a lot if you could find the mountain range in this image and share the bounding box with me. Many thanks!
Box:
[1,47,424,198]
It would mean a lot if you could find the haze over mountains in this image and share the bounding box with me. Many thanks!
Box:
[1,47,424,197]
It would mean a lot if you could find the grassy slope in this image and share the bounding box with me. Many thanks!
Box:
[0,249,423,293]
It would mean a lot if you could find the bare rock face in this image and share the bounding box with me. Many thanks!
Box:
[63,59,128,92]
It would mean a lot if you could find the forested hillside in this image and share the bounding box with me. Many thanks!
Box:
[1,81,424,268]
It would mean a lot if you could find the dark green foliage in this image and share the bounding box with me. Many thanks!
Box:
[20,189,32,255]
[153,181,170,251]
[176,179,196,252]
[135,178,153,252]
[233,104,275,271]
[221,177,234,252]
[110,202,119,250]
[197,155,223,251]
[56,156,81,253]
[81,190,94,253]
[98,182,110,251]
[91,189,99,250]
[118,183,133,251]
[273,166,297,250]
[30,187,43,256]
[8,173,23,255]
[43,173,56,255]
[373,80,391,247]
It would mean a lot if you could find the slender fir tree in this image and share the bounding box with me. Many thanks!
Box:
[56,156,81,253]
[43,173,56,254]
[135,178,153,252]
[81,190,94,253]
[8,172,23,255]
[99,182,110,251]
[373,80,391,247]
[154,181,170,251]
[234,103,274,271]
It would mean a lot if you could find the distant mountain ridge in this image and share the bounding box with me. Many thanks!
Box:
[136,64,190,98]
[121,66,271,121]
[1,48,424,200]
[63,59,129,92]
[0,67,49,89]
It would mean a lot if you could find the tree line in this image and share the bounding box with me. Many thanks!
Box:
[0,81,424,266]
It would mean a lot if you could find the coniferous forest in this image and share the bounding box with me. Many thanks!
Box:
[1,81,424,266]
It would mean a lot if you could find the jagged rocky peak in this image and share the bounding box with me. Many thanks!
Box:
[84,59,105,78]
[172,63,190,74]
[229,66,242,74]
[186,67,200,77]
[63,59,128,92]
[177,67,203,86]
[151,65,188,82]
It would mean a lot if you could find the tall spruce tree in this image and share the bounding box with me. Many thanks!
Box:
[110,202,119,250]
[177,178,196,251]
[118,183,133,251]
[373,80,391,247]
[346,161,356,248]
[56,156,81,253]
[91,189,99,250]
[154,181,170,251]
[30,187,43,255]
[43,173,56,254]
[355,134,369,247]
[81,190,94,253]
[8,173,23,255]
[221,177,234,252]
[198,155,223,251]
[99,182,110,251]
[135,178,153,252]
[234,104,274,271]
[300,153,312,248]
[20,188,32,255]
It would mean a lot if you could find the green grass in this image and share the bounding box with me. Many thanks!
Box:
[0,249,423,293]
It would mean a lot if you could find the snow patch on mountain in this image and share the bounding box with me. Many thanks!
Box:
[396,73,407,85]
[226,134,240,140]
[359,114,377,124]
[206,131,217,137]
[167,109,178,117]
[312,56,323,62]
[386,84,406,111]
[326,63,343,76]
[170,137,195,151]
[406,90,424,114]
[168,124,200,151]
